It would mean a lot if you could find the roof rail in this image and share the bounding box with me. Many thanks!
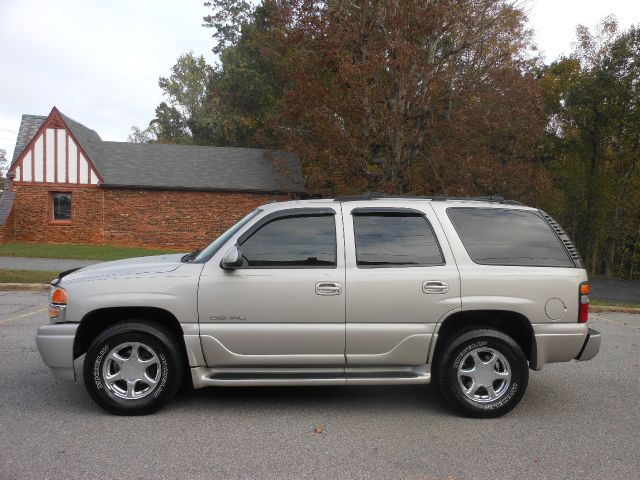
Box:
[430,195,504,202]
[333,193,522,205]
[333,192,387,202]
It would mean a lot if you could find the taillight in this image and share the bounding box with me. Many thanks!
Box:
[578,282,589,323]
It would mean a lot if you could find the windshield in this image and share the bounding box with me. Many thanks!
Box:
[193,209,262,262]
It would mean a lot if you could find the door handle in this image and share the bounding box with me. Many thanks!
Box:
[422,281,449,294]
[315,282,342,296]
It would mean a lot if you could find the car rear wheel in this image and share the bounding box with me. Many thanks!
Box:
[435,328,528,418]
[83,320,184,415]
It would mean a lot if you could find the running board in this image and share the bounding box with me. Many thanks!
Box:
[190,365,431,388]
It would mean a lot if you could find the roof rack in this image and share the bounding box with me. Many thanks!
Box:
[333,193,522,205]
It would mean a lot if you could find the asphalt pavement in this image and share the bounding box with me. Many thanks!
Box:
[0,291,639,480]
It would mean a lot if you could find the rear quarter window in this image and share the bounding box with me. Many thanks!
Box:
[447,208,574,267]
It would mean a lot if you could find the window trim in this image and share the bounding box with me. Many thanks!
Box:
[49,191,72,224]
[446,207,576,268]
[237,208,338,270]
[351,208,446,269]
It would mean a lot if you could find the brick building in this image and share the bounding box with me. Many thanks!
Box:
[0,107,305,249]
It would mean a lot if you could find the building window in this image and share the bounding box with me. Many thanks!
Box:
[51,192,72,221]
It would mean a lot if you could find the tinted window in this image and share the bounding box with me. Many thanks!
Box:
[241,214,336,268]
[447,208,573,267]
[52,192,71,221]
[353,213,444,267]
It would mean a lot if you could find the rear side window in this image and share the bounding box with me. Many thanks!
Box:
[353,212,444,267]
[447,208,573,267]
[240,214,336,268]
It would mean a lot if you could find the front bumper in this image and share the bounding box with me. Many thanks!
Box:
[36,323,78,381]
[575,328,601,361]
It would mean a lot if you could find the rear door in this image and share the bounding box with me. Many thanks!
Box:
[342,202,461,366]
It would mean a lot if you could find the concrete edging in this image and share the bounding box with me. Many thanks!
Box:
[0,283,50,292]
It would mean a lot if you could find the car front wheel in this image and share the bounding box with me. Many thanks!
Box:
[83,320,184,415]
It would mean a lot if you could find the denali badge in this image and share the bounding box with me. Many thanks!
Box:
[210,315,247,321]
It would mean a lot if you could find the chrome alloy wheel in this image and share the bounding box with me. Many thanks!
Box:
[102,342,161,400]
[457,347,512,403]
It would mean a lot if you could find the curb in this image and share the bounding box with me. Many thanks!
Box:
[590,304,640,314]
[0,283,50,292]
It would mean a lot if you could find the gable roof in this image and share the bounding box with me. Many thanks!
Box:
[10,108,305,194]
[60,112,102,145]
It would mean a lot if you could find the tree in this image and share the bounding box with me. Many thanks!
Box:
[538,17,640,278]
[0,148,7,172]
[243,0,547,198]
[151,52,217,144]
[127,125,158,143]
[149,36,280,148]
[203,0,253,54]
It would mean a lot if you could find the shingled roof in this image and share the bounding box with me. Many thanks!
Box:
[11,114,47,163]
[11,109,305,194]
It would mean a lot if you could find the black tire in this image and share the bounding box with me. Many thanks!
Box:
[83,320,184,415]
[435,328,528,418]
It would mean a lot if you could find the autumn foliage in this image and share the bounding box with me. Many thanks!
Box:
[252,1,546,200]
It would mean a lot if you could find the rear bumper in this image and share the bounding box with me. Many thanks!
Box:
[575,328,601,361]
[532,323,600,370]
[36,323,78,381]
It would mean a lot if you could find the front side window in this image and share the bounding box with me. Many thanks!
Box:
[240,214,336,268]
[51,192,71,221]
[353,212,444,267]
[447,207,573,267]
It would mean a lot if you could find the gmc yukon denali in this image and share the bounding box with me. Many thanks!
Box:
[36,196,601,417]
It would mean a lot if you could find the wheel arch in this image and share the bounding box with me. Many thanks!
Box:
[73,306,188,363]
[431,310,536,369]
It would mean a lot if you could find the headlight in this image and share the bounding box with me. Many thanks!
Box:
[49,287,68,321]
[51,287,68,304]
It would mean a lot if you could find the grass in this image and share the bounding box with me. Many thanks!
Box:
[0,242,180,261]
[0,269,60,284]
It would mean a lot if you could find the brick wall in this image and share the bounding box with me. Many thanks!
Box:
[102,189,285,249]
[12,185,104,244]
[7,185,287,250]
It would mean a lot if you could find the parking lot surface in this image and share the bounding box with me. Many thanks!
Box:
[0,291,638,480]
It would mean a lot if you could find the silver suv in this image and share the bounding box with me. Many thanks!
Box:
[37,196,601,417]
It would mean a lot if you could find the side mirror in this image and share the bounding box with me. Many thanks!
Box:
[220,244,243,269]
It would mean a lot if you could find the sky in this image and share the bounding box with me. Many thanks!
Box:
[1,0,640,162]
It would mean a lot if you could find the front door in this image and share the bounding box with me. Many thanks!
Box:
[341,202,461,366]
[198,206,346,366]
